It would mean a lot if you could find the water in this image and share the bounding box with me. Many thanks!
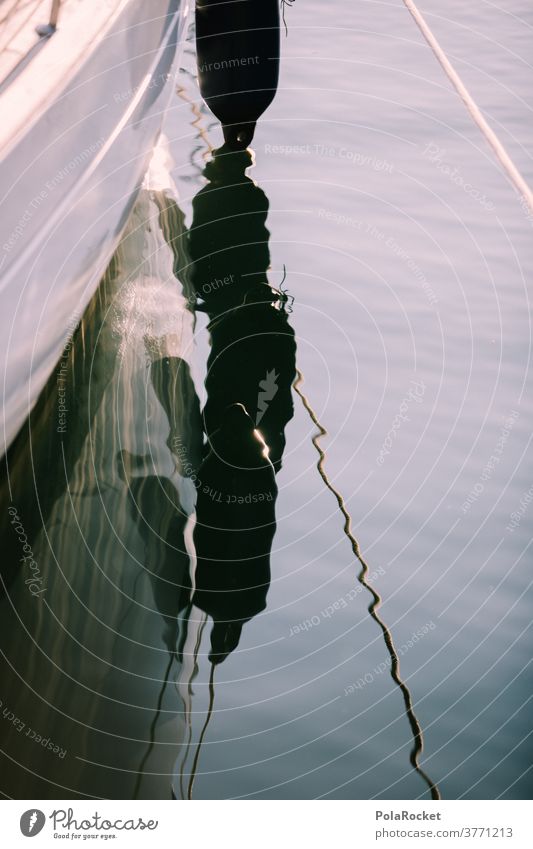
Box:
[0,0,531,800]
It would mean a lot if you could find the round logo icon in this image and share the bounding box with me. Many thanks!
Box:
[20,810,46,837]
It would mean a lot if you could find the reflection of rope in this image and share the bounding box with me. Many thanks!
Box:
[177,610,208,798]
[402,0,533,215]
[280,0,295,38]
[187,662,216,800]
[293,368,440,800]
[177,83,214,170]
[133,652,174,799]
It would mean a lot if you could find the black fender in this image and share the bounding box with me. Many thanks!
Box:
[196,0,280,147]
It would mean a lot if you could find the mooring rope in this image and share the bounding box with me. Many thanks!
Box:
[402,0,533,215]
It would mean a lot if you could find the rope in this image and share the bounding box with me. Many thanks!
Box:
[402,0,533,215]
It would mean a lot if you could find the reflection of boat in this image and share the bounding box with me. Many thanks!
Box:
[0,0,189,456]
[0,162,200,798]
[0,140,296,799]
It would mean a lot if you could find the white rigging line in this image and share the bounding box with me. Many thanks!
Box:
[402,0,533,216]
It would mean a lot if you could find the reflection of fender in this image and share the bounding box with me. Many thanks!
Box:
[188,146,296,470]
[196,0,280,147]
[193,404,277,664]
[204,304,295,472]
[186,147,296,666]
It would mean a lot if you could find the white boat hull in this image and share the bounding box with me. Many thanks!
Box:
[0,0,189,456]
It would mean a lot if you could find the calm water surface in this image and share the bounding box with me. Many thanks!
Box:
[0,0,531,800]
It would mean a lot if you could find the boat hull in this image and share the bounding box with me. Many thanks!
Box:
[0,0,188,455]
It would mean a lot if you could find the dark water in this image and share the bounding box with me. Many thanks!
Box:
[1,1,532,800]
